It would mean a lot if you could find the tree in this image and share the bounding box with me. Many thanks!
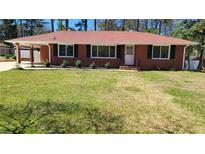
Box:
[144,28,159,34]
[0,19,18,42]
[75,19,88,31]
[191,20,205,70]
[94,19,97,31]
[98,19,119,31]
[22,19,46,36]
[172,19,204,70]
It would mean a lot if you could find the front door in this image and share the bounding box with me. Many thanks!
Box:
[125,45,134,65]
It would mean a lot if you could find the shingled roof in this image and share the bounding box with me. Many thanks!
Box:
[6,31,198,45]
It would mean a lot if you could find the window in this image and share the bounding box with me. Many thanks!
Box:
[152,45,170,59]
[91,45,116,58]
[98,46,109,57]
[58,44,74,57]
[126,46,134,55]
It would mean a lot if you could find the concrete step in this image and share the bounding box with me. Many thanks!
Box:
[119,66,140,70]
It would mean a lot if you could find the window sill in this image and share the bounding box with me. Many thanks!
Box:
[91,57,116,59]
[151,58,170,60]
[58,56,74,58]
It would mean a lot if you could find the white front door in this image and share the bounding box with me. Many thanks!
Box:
[125,45,134,65]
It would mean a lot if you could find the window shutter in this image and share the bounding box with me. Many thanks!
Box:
[53,44,58,56]
[147,45,152,59]
[117,45,121,58]
[74,44,78,57]
[87,45,91,58]
[170,45,176,59]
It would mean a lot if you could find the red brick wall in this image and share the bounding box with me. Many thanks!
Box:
[135,45,185,70]
[51,44,124,68]
[47,44,185,70]
[40,45,49,63]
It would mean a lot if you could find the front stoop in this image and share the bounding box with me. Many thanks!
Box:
[119,66,140,71]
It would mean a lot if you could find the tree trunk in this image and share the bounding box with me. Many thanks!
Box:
[104,19,108,31]
[59,19,62,31]
[51,19,54,32]
[197,47,204,71]
[20,19,23,37]
[136,19,140,31]
[187,48,191,70]
[144,19,148,30]
[122,19,126,31]
[84,19,88,31]
[158,20,162,35]
[30,19,33,36]
[94,19,97,31]
[65,19,69,31]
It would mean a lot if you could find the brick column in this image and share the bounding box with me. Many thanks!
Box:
[30,46,34,64]
[16,43,21,63]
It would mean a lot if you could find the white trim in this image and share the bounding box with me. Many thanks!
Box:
[91,44,117,59]
[58,44,74,58]
[152,45,170,60]
[47,44,51,62]
[182,45,189,70]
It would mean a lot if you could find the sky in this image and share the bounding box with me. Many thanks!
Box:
[45,19,95,31]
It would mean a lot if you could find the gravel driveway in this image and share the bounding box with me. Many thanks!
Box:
[0,62,16,72]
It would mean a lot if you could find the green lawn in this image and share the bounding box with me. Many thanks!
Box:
[0,69,205,133]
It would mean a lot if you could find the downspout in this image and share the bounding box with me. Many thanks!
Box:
[182,45,190,70]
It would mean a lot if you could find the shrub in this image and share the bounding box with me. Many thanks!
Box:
[170,67,176,71]
[89,62,96,69]
[30,64,35,68]
[61,60,69,68]
[45,59,50,67]
[105,62,112,69]
[12,55,16,60]
[75,60,82,68]
[5,54,10,59]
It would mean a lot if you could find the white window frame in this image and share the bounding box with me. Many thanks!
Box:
[58,44,74,58]
[91,45,117,59]
[152,45,170,60]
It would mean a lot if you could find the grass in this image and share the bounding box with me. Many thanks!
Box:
[0,69,205,133]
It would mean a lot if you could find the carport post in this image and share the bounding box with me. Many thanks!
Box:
[16,43,21,63]
[30,46,34,64]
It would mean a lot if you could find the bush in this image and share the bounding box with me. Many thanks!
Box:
[105,62,112,69]
[30,64,35,68]
[61,60,69,68]
[170,67,176,71]
[75,60,82,68]
[45,59,50,67]
[89,62,96,69]
[12,55,16,60]
[5,54,10,59]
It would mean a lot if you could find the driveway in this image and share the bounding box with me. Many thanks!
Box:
[0,62,16,72]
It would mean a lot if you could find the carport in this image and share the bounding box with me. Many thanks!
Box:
[5,41,51,65]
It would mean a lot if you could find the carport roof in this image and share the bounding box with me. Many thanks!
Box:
[6,31,198,46]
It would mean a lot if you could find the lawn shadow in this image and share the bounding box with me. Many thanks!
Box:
[0,101,124,134]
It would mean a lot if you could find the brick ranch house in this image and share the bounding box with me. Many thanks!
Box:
[6,31,197,70]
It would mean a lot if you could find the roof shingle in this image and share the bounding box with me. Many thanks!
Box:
[6,31,198,45]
